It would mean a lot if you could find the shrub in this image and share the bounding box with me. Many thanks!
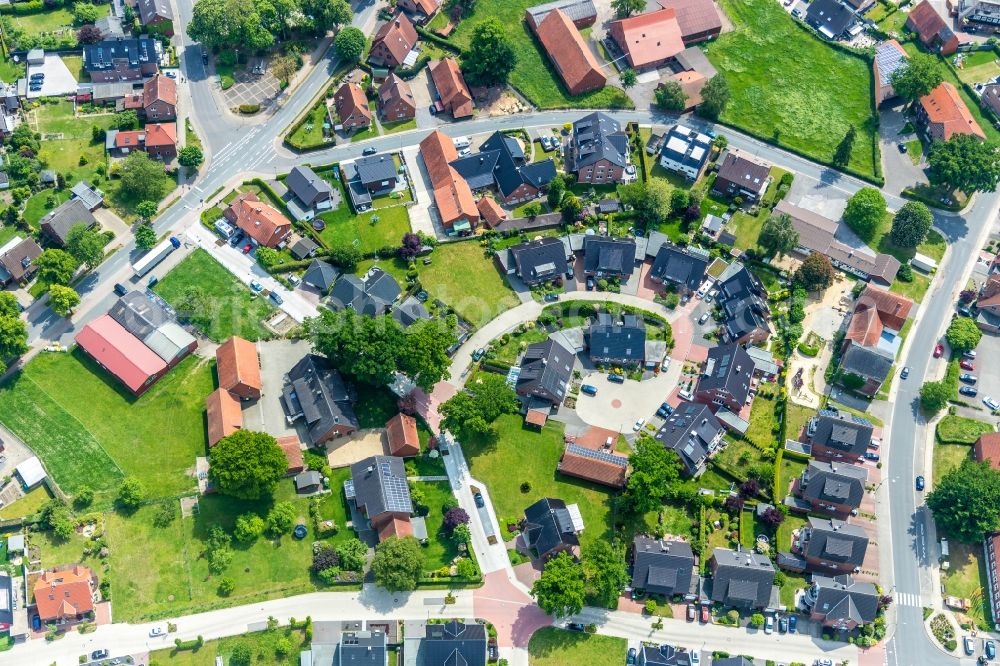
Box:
[217,577,235,596]
[238,104,261,114]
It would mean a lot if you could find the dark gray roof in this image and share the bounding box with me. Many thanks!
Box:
[295,470,322,490]
[391,295,432,328]
[716,263,769,341]
[108,291,172,340]
[650,244,708,291]
[450,131,555,199]
[710,547,776,608]
[526,0,598,25]
[290,237,319,260]
[654,401,723,476]
[810,574,879,625]
[588,312,645,363]
[638,645,694,666]
[712,659,754,666]
[40,198,97,245]
[572,112,629,170]
[808,408,873,456]
[329,268,402,316]
[70,180,104,210]
[284,354,360,441]
[805,516,869,567]
[840,343,894,382]
[583,237,636,277]
[716,150,770,195]
[303,259,339,291]
[83,37,157,72]
[422,621,487,666]
[516,338,574,403]
[660,125,712,174]
[337,630,387,664]
[523,497,579,558]
[286,166,334,208]
[806,0,855,36]
[631,536,695,596]
[697,343,754,404]
[349,455,412,518]
[355,154,397,188]
[800,460,867,508]
[509,237,569,282]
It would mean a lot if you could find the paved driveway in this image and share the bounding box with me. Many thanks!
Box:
[402,146,437,237]
[574,363,681,433]
[879,107,928,197]
[223,64,281,109]
[241,338,310,440]
[26,55,76,99]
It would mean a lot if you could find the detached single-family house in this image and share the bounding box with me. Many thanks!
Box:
[630,536,697,597]
[500,237,571,285]
[302,259,339,294]
[328,266,402,316]
[804,574,880,630]
[429,58,473,119]
[333,82,372,131]
[33,566,96,624]
[795,460,868,515]
[398,0,441,21]
[583,237,636,280]
[801,516,869,574]
[516,339,574,405]
[0,236,42,286]
[419,130,478,233]
[806,407,874,462]
[346,455,415,542]
[806,0,855,40]
[659,124,712,180]
[522,497,584,560]
[653,401,724,476]
[916,81,985,142]
[138,73,176,121]
[650,243,708,294]
[709,548,777,610]
[285,165,335,221]
[105,122,178,160]
[223,191,292,248]
[282,354,359,444]
[377,73,416,123]
[450,131,556,205]
[712,150,770,201]
[369,13,419,69]
[136,0,174,34]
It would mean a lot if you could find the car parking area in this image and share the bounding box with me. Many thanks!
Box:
[26,54,76,99]
[960,333,1000,412]
[574,360,682,433]
[240,338,311,440]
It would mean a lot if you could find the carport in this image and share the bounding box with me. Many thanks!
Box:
[26,54,77,99]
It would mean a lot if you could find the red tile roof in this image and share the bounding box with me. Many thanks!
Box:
[205,387,243,447]
[526,408,548,426]
[477,196,507,227]
[334,82,373,126]
[845,285,913,346]
[430,59,473,118]
[975,432,1000,471]
[419,130,478,229]
[143,122,177,148]
[215,336,261,400]
[671,70,705,108]
[657,0,722,42]
[558,446,627,488]
[907,0,958,54]
[143,73,177,107]
[372,12,419,66]
[224,191,292,248]
[277,435,305,474]
[33,566,94,622]
[377,515,414,541]
[386,413,420,457]
[534,9,607,96]
[609,8,684,70]
[75,315,166,394]
[919,82,986,141]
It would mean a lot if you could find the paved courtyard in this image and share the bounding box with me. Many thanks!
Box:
[574,362,681,433]
[241,338,309,440]
[326,430,388,468]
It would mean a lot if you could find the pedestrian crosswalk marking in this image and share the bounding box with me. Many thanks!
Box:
[895,592,921,607]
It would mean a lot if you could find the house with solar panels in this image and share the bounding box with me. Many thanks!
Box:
[345,455,427,543]
[557,442,628,488]
[653,401,724,476]
[873,40,908,106]
[659,124,712,180]
[522,497,584,560]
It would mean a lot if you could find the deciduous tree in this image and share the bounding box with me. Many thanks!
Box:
[462,19,517,86]
[334,27,365,62]
[889,53,943,103]
[440,372,518,440]
[304,0,352,33]
[547,174,565,210]
[76,24,103,45]
[210,430,288,500]
[234,513,265,542]
[73,3,101,25]
[48,284,80,317]
[265,502,296,536]
[400,317,457,391]
[188,0,275,50]
[920,378,952,415]
[928,460,1000,542]
[443,507,470,531]
[795,251,835,292]
[928,134,1000,194]
[136,200,159,223]
[946,316,982,352]
[611,0,644,18]
[655,80,687,111]
[758,212,799,258]
[697,74,730,120]
[620,68,637,89]
[178,146,204,169]
[66,224,106,270]
[532,551,586,617]
[889,201,932,248]
[583,541,629,607]
[843,187,886,241]
[134,223,157,250]
[372,536,423,591]
[36,249,78,286]
[337,538,368,571]
[115,478,146,512]
[399,232,422,260]
[622,437,680,514]
[119,151,168,203]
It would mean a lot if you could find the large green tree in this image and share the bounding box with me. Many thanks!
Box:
[462,19,517,86]
[889,201,933,248]
[66,224,106,270]
[440,372,518,440]
[0,312,27,373]
[303,0,352,33]
[36,249,78,286]
[795,251,835,292]
[0,293,18,319]
[547,174,566,210]
[400,317,457,391]
[928,134,1000,195]
[188,0,275,50]
[611,0,644,18]
[946,316,982,352]
[48,284,80,317]
[209,430,288,500]
[371,536,423,591]
[697,75,730,120]
[843,187,886,241]
[655,81,686,112]
[134,223,158,251]
[583,541,630,607]
[532,551,586,617]
[119,151,168,203]
[758,212,799,258]
[178,146,204,169]
[889,53,944,103]
[919,379,952,415]
[622,437,679,514]
[335,27,365,62]
[928,460,1000,542]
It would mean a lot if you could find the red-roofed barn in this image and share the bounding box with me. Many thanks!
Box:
[75,315,168,395]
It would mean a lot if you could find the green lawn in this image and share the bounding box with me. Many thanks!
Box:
[957,50,1000,84]
[415,241,520,327]
[382,118,417,135]
[785,402,814,441]
[933,442,972,487]
[0,223,22,247]
[61,55,85,82]
[0,48,24,83]
[775,513,807,554]
[0,485,52,520]
[23,188,72,228]
[488,325,549,366]
[528,627,627,666]
[415,480,462,572]
[0,350,214,499]
[31,100,116,186]
[776,455,808,501]
[10,5,109,35]
[287,100,333,150]
[707,0,878,177]
[150,627,308,665]
[32,526,97,570]
[316,198,411,254]
[942,541,991,629]
[154,249,276,342]
[443,0,632,110]
[905,139,924,165]
[936,415,994,444]
[745,387,781,450]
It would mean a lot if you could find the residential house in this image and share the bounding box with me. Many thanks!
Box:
[354,154,399,194]
[653,401,724,476]
[499,237,571,285]
[430,58,473,118]
[557,443,628,488]
[346,455,414,542]
[795,460,868,515]
[451,130,556,204]
[385,413,420,457]
[0,570,28,643]
[32,566,95,624]
[977,273,1000,332]
[568,112,631,184]
[712,150,770,201]
[716,262,771,345]
[608,8,685,71]
[419,130,478,232]
[70,181,105,211]
[414,620,487,666]
[369,13,419,69]
[774,200,901,285]
[804,574,880,630]
[587,312,646,366]
[516,338,574,404]
[290,236,319,261]
[657,0,722,43]
[83,37,159,82]
[873,40,908,106]
[806,0,855,40]
[650,243,708,294]
[105,122,178,160]
[637,645,698,666]
[285,165,336,221]
[984,83,1000,123]
[223,191,292,248]
[95,15,125,39]
[216,336,262,400]
[391,295,432,328]
[522,497,583,560]
[843,0,876,12]
[836,285,913,395]
[659,124,712,180]
[302,259,339,294]
[132,73,176,120]
[75,315,169,395]
[916,81,986,141]
[0,236,42,286]
[694,343,755,413]
[333,82,372,131]
[282,354,360,444]
[907,0,960,55]
[801,516,869,574]
[525,0,598,29]
[205,387,243,447]
[532,8,607,96]
[377,73,416,123]
[985,531,1000,631]
[334,629,387,665]
[709,547,777,610]
[477,196,507,228]
[630,536,696,597]
[397,0,440,22]
[807,407,874,461]
[328,266,402,316]
[839,345,894,398]
[108,291,197,367]
[583,237,637,279]
[136,0,174,34]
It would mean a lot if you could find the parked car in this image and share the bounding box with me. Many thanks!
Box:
[567,623,585,632]
[985,396,1000,411]
[113,283,128,296]
[961,359,976,371]
[269,291,283,305]
[779,616,788,633]
[580,384,598,396]
[916,475,925,491]
[964,349,977,359]
[689,650,700,665]
[288,274,301,286]
[242,243,253,254]
[958,305,973,317]
[966,636,976,656]
[92,650,110,660]
[900,366,910,379]
[764,616,774,634]
[700,604,709,623]
[960,373,978,384]
[698,313,710,325]
[544,293,559,302]
[788,614,797,633]
[608,373,625,384]
[149,626,165,637]
[362,146,377,155]
[865,451,880,461]
[960,386,979,397]
[249,280,263,292]
[471,348,486,362]
[897,142,908,153]
[934,343,945,358]
[687,604,696,621]
[986,639,996,660]
[627,647,637,665]
[633,418,645,432]
[586,276,595,291]
[656,403,673,418]
[474,492,485,508]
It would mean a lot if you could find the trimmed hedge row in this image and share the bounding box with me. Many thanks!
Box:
[415,26,464,56]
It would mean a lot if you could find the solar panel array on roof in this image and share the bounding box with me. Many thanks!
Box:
[875,42,907,86]
[384,474,411,513]
[565,443,628,467]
